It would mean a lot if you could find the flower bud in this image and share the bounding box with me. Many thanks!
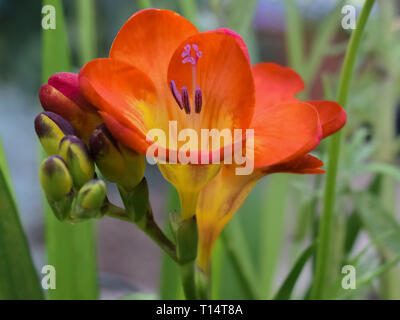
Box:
[59,135,95,188]
[39,155,73,201]
[89,124,145,190]
[34,111,76,155]
[39,156,73,221]
[72,179,107,221]
[39,72,102,142]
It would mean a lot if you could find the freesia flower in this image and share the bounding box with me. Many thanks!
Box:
[78,9,256,219]
[39,72,102,142]
[196,63,346,271]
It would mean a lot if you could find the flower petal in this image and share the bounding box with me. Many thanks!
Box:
[252,62,304,112]
[39,77,102,142]
[99,112,150,155]
[250,101,323,169]
[307,100,347,138]
[79,58,158,153]
[47,73,96,112]
[167,32,255,131]
[110,9,199,93]
[265,154,325,174]
[205,28,250,64]
[196,166,262,271]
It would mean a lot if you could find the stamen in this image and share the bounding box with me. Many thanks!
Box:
[181,87,191,114]
[182,56,196,65]
[192,44,202,60]
[181,44,202,65]
[170,80,183,109]
[181,44,191,58]
[195,87,202,113]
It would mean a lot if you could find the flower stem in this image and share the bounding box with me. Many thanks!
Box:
[311,0,375,299]
[180,262,197,299]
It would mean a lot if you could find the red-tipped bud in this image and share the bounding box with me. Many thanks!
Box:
[39,72,102,142]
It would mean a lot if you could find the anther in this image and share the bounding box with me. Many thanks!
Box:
[181,87,191,114]
[195,87,202,113]
[170,80,183,109]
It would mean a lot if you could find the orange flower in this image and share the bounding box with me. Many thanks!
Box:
[78,9,256,219]
[196,63,347,271]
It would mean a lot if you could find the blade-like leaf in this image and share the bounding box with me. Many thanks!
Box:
[0,137,43,299]
[273,243,315,300]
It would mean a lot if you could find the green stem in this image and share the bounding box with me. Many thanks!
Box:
[311,0,375,299]
[180,261,197,299]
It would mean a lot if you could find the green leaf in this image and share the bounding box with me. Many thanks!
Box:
[363,162,400,181]
[41,0,98,299]
[221,218,263,300]
[356,193,400,256]
[273,243,315,300]
[284,0,305,76]
[0,137,43,299]
[259,174,290,298]
[303,1,344,87]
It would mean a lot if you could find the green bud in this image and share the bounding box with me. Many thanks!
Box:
[39,155,73,221]
[72,179,106,221]
[174,215,198,264]
[40,155,72,201]
[34,112,76,155]
[89,124,145,190]
[119,178,149,222]
[59,135,95,188]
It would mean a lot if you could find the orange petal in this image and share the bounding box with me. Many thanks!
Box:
[250,101,323,169]
[167,32,255,131]
[79,58,158,153]
[265,154,325,174]
[308,100,347,138]
[100,112,150,155]
[110,9,198,93]
[252,62,304,114]
[205,28,250,64]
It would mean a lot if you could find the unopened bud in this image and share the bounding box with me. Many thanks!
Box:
[40,156,73,221]
[34,111,76,155]
[39,72,102,142]
[72,179,106,221]
[89,124,145,190]
[59,135,95,188]
[39,155,72,201]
